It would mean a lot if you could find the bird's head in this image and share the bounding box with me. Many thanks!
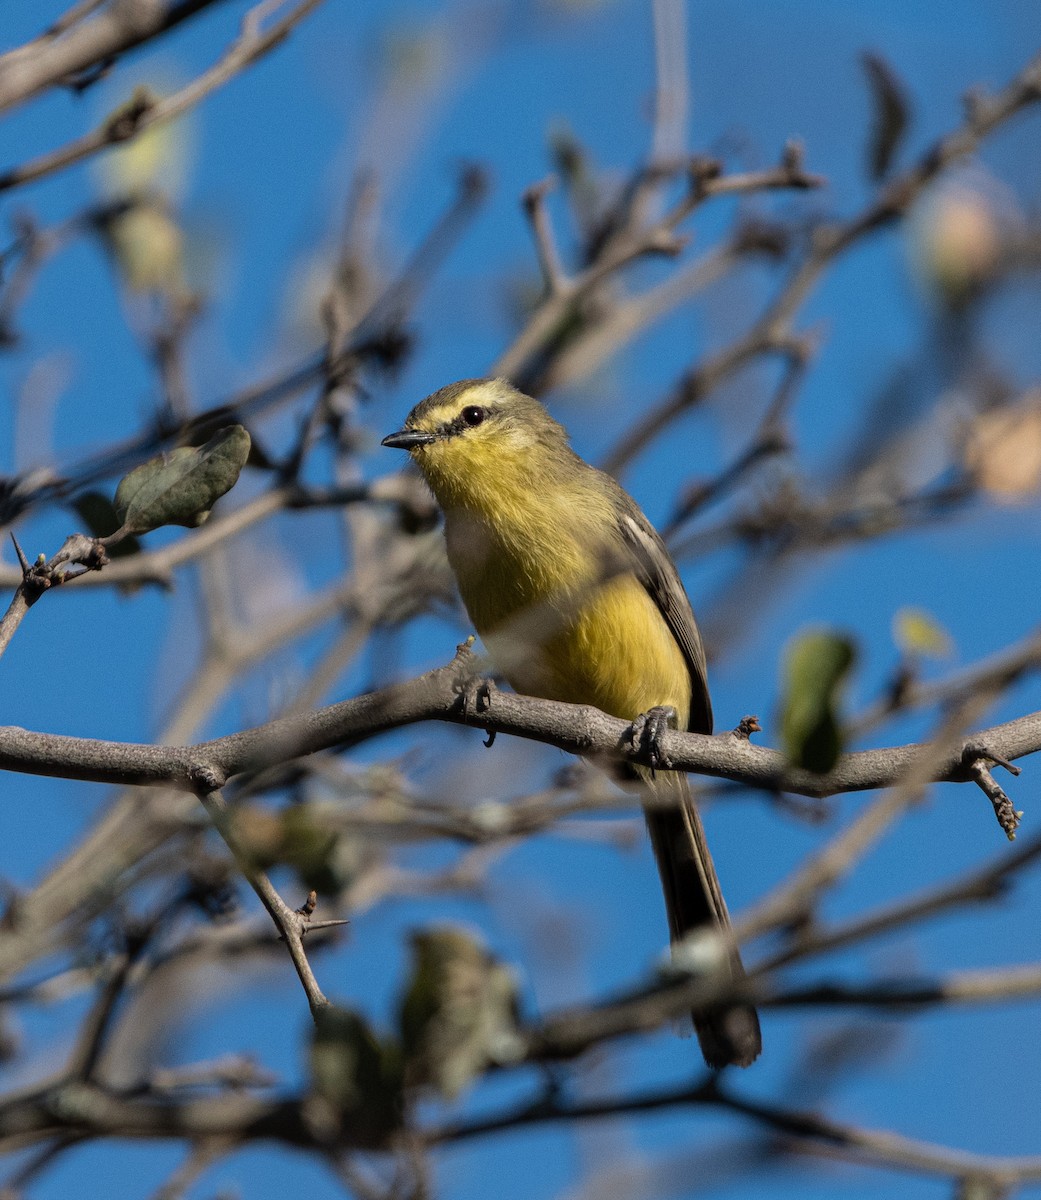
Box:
[382,378,571,507]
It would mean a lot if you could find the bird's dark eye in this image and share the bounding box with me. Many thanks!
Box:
[462,406,486,427]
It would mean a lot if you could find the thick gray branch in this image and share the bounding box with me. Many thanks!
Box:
[0,652,1036,800]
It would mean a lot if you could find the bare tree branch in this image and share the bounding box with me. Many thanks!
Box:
[435,1077,1041,1191]
[0,644,1034,804]
[0,0,232,115]
[0,0,328,194]
[603,49,1041,475]
[196,784,333,1019]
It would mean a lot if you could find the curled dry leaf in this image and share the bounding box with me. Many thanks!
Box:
[309,1006,403,1145]
[113,424,251,535]
[861,51,911,181]
[398,925,523,1099]
[908,180,1003,309]
[964,391,1041,501]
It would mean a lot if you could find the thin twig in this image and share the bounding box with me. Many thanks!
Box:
[195,786,330,1019]
[433,1076,1041,1190]
[522,177,568,296]
[493,151,821,385]
[150,1137,231,1200]
[760,827,1041,973]
[0,532,108,661]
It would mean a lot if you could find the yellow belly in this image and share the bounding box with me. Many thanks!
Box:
[442,490,691,727]
[510,571,690,720]
[481,571,690,727]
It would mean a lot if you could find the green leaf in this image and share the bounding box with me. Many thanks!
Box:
[113,425,250,535]
[399,926,522,1099]
[72,492,141,558]
[780,629,857,774]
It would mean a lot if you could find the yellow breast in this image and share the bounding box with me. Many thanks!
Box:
[442,483,690,726]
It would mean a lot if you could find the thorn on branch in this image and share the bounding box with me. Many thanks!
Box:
[8,532,108,610]
[290,892,347,937]
[964,745,1021,778]
[10,533,30,575]
[861,52,911,180]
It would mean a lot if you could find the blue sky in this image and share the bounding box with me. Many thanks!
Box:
[2,2,1041,1198]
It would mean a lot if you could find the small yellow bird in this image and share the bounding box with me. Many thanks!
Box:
[383,378,761,1068]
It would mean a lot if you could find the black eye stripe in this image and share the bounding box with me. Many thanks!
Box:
[440,404,494,436]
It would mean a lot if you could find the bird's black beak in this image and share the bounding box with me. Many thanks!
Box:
[381,429,437,450]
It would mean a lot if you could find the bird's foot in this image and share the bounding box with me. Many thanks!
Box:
[629,705,678,771]
[449,637,497,741]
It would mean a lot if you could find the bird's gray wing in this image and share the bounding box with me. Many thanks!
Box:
[615,498,713,734]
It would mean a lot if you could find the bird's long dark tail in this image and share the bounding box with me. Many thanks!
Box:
[643,770,761,1069]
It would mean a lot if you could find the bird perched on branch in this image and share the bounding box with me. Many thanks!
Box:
[382,377,760,1068]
